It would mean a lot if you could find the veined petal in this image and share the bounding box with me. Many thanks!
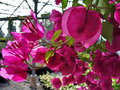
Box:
[62,6,102,49]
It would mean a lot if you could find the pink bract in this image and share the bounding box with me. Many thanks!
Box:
[47,10,62,40]
[55,0,61,5]
[106,26,120,52]
[62,6,102,49]
[62,75,75,86]
[0,65,28,82]
[0,68,14,80]
[51,78,62,89]
[93,50,120,79]
[75,75,86,85]
[30,46,48,64]
[114,3,120,25]
[100,79,113,90]
[12,10,45,42]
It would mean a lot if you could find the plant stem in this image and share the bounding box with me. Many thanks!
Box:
[92,5,111,9]
[31,63,36,90]
[59,37,72,45]
[41,38,53,46]
[87,0,93,10]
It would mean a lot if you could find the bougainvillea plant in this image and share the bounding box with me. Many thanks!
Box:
[0,0,120,90]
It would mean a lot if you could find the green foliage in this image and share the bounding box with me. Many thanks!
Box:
[0,38,7,42]
[40,72,53,89]
[78,52,90,62]
[45,50,54,63]
[62,0,68,9]
[61,84,77,90]
[97,0,109,15]
[0,38,7,50]
[102,21,113,42]
[83,0,93,6]
[66,36,75,46]
[112,79,120,90]
[51,30,62,42]
[85,41,107,53]
[39,72,80,90]
[72,0,79,7]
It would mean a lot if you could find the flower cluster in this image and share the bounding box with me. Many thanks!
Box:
[0,0,120,90]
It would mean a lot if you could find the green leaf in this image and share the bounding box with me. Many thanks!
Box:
[66,36,75,46]
[92,0,99,5]
[51,30,62,42]
[82,53,90,59]
[62,0,68,9]
[97,0,115,18]
[83,0,92,6]
[102,21,113,42]
[72,0,79,7]
[45,50,54,63]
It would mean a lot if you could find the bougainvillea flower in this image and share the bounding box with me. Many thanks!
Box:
[47,46,77,75]
[57,46,76,75]
[58,58,76,75]
[47,10,62,40]
[57,46,76,58]
[50,10,62,24]
[114,3,120,24]
[22,20,44,41]
[87,71,98,84]
[2,48,24,67]
[73,60,88,76]
[109,0,116,4]
[12,10,45,42]
[2,42,25,66]
[30,46,48,64]
[75,75,86,85]
[62,6,102,49]
[106,26,120,52]
[47,53,63,72]
[2,40,30,64]
[11,32,39,51]
[30,10,37,22]
[51,78,62,89]
[74,42,86,52]
[62,75,75,86]
[92,50,120,78]
[85,80,97,89]
[100,79,113,90]
[0,68,14,80]
[55,0,61,5]
[0,64,28,82]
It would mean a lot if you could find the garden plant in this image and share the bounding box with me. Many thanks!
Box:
[0,0,120,90]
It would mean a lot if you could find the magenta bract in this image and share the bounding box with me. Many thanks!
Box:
[31,46,48,64]
[55,0,61,5]
[62,75,75,86]
[114,3,120,25]
[62,6,102,49]
[47,10,62,40]
[93,50,120,78]
[12,10,45,42]
[51,78,62,89]
[106,26,120,52]
[0,64,28,82]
